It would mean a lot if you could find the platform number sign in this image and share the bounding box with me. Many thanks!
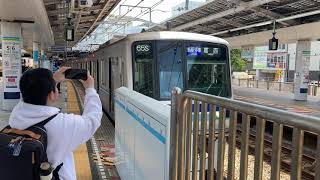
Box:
[2,36,21,100]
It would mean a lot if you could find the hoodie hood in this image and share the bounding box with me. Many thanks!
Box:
[9,101,60,129]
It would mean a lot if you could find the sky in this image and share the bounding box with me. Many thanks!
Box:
[74,0,208,51]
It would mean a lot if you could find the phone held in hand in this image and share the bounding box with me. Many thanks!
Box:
[64,69,88,80]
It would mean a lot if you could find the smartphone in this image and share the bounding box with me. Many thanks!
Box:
[64,69,88,80]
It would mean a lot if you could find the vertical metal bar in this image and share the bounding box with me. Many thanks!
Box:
[279,82,282,92]
[199,103,207,180]
[185,0,189,10]
[217,107,226,180]
[169,88,181,180]
[240,114,250,180]
[270,123,283,180]
[316,135,320,180]
[291,128,304,180]
[185,99,193,180]
[227,110,237,180]
[207,104,216,180]
[254,118,266,180]
[192,101,200,180]
[256,80,259,88]
[238,79,241,86]
[178,98,188,180]
[267,81,270,90]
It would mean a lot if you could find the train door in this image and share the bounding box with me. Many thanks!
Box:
[96,60,100,93]
[108,59,113,114]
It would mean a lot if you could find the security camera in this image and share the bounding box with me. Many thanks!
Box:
[79,0,93,8]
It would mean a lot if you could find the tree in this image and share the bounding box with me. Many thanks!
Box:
[231,49,247,72]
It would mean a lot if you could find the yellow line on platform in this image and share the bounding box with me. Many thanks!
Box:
[66,81,92,180]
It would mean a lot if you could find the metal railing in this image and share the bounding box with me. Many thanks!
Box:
[233,78,320,96]
[169,87,320,180]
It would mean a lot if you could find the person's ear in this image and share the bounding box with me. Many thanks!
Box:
[47,91,56,102]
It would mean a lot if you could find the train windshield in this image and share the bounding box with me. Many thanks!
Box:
[133,40,231,100]
[157,41,183,99]
[133,42,154,98]
[186,42,231,97]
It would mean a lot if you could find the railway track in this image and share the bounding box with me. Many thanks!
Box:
[235,126,316,180]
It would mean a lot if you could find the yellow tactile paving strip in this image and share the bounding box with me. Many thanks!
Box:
[66,81,92,180]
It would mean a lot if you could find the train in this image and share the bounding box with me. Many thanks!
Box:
[66,31,232,120]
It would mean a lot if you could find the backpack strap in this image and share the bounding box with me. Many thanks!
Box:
[53,163,63,180]
[34,113,59,128]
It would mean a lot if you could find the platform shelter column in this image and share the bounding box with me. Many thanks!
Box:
[0,22,22,110]
[294,40,311,101]
[33,41,39,68]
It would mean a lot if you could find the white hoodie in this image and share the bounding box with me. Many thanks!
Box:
[9,88,103,180]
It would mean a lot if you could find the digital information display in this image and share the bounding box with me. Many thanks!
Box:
[134,43,153,61]
[187,46,220,57]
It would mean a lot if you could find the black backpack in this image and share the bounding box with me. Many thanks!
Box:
[0,114,63,180]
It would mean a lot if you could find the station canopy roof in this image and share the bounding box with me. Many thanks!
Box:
[148,0,320,39]
[43,0,121,47]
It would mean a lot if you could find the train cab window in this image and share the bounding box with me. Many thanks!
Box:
[133,42,154,98]
[157,41,183,99]
[186,42,231,97]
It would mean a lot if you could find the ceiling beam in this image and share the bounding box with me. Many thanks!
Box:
[250,7,295,26]
[79,0,119,42]
[79,15,96,22]
[47,8,68,15]
[173,0,277,31]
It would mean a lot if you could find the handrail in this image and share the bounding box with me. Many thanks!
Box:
[182,90,320,134]
[170,87,320,180]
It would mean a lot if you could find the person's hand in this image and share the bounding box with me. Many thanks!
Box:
[53,66,71,83]
[80,72,94,89]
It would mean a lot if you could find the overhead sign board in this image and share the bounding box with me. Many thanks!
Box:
[65,26,75,41]
[48,46,66,53]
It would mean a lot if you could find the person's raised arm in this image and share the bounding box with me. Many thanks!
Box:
[64,72,103,151]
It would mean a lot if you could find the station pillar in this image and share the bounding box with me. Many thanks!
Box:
[0,22,22,110]
[33,41,39,68]
[255,69,261,80]
[40,49,45,67]
[294,40,311,101]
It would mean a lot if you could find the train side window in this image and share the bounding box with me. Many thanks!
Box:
[133,42,154,98]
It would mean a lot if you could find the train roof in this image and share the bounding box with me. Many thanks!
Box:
[126,31,230,46]
[99,31,230,50]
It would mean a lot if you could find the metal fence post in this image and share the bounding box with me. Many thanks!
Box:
[279,82,282,92]
[247,79,249,88]
[239,79,241,86]
[256,80,259,88]
[267,81,270,90]
[169,87,182,180]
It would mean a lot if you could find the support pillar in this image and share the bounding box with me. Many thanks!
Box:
[33,42,39,68]
[40,49,45,67]
[294,40,311,101]
[1,22,22,110]
[255,69,260,80]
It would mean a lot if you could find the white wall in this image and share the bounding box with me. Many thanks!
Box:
[288,41,320,71]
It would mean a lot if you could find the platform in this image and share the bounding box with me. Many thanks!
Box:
[233,86,320,117]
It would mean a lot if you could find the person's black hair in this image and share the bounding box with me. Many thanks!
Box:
[20,68,56,105]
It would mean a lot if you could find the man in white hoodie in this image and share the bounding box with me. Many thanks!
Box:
[9,67,103,180]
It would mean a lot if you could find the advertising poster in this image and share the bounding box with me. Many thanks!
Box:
[2,36,21,99]
[253,46,268,69]
[241,46,254,61]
